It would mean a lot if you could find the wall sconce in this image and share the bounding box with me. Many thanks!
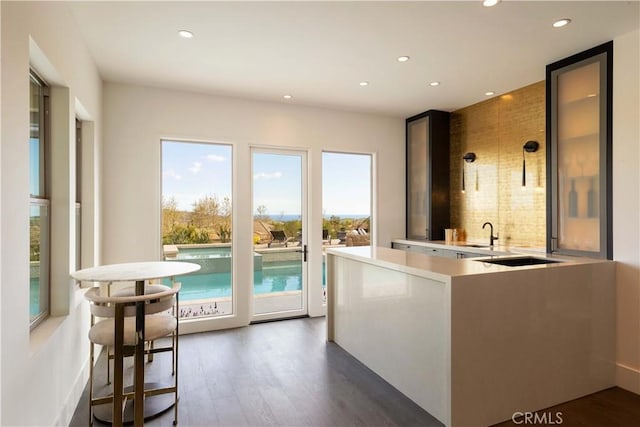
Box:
[462,152,476,193]
[522,140,539,187]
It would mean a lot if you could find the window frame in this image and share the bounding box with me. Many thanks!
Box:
[29,69,51,329]
[75,118,82,273]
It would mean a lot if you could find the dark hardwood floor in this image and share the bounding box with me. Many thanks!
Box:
[70,317,441,426]
[492,387,640,427]
[70,317,640,427]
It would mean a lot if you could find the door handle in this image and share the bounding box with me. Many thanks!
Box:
[296,244,308,262]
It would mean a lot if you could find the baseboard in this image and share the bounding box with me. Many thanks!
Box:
[54,359,89,427]
[616,363,640,395]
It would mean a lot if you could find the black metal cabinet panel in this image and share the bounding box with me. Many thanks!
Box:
[406,110,450,241]
[546,41,613,259]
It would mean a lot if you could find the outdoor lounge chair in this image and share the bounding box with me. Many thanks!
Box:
[346,229,370,247]
[268,230,292,247]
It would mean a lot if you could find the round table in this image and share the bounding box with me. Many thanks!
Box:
[71,261,200,283]
[72,261,200,426]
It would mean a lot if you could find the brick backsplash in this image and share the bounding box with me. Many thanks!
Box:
[450,81,546,248]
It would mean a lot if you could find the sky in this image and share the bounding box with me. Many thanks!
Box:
[253,152,302,217]
[162,140,371,217]
[30,139,41,196]
[322,152,371,216]
[162,141,232,211]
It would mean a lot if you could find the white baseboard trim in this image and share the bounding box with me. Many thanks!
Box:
[616,363,640,395]
[55,360,89,427]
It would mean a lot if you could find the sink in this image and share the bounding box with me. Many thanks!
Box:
[474,256,562,267]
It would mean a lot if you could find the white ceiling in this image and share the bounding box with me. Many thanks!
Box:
[67,1,639,118]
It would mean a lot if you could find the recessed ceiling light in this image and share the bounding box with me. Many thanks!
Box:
[283,95,292,100]
[552,18,572,28]
[482,0,501,7]
[359,81,369,87]
[397,56,410,63]
[485,91,495,96]
[429,82,440,87]
[178,30,194,39]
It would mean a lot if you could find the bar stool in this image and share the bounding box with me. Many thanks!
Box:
[85,281,181,426]
[103,284,172,383]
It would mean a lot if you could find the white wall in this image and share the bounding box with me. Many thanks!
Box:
[102,83,404,326]
[613,28,640,394]
[0,1,3,420]
[0,3,3,422]
[1,2,102,425]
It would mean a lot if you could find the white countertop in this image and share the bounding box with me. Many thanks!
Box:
[391,238,545,256]
[325,246,608,281]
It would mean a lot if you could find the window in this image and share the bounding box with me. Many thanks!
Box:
[29,71,50,328]
[75,119,82,272]
[322,151,372,242]
[322,151,373,303]
[161,140,233,319]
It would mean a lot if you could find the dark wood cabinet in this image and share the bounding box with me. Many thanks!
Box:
[406,110,450,240]
[546,41,613,259]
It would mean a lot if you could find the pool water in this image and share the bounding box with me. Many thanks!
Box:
[30,278,40,318]
[174,246,231,259]
[166,260,302,301]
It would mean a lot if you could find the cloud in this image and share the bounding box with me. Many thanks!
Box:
[189,161,203,174]
[253,171,283,180]
[206,154,226,163]
[163,169,182,181]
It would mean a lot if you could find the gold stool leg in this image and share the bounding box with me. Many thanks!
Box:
[173,294,180,425]
[89,336,94,426]
[106,345,111,385]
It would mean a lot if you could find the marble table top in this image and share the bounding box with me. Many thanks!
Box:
[71,261,201,282]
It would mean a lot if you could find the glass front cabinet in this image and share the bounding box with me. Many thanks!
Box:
[406,110,450,241]
[546,41,613,259]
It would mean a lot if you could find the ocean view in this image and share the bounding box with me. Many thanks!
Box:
[256,214,369,222]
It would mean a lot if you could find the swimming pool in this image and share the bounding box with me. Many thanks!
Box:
[165,245,303,301]
[168,260,302,301]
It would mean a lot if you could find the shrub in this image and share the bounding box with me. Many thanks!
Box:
[162,223,210,244]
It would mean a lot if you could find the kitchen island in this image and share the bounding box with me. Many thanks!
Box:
[325,246,615,427]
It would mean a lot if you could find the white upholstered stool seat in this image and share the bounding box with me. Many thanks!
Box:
[89,314,177,346]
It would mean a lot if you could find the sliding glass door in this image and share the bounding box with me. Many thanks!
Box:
[252,148,308,321]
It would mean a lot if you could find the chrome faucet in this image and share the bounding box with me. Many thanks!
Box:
[482,222,499,247]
